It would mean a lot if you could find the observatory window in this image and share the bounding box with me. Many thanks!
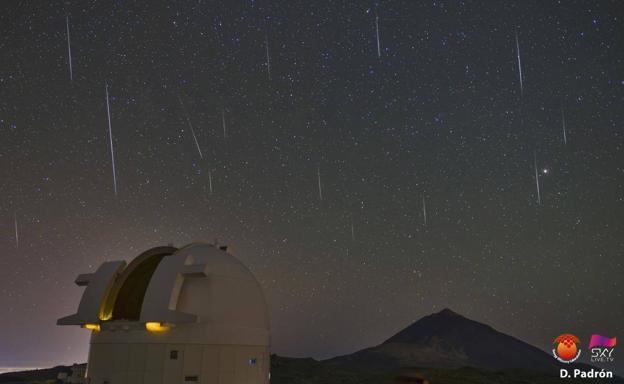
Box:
[170,350,178,360]
[249,357,257,366]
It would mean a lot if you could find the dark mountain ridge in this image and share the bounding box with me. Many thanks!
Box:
[329,308,568,372]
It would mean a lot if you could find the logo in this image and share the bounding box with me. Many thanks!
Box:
[553,334,581,363]
[589,334,616,363]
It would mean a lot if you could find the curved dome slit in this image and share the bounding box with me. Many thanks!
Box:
[109,247,177,320]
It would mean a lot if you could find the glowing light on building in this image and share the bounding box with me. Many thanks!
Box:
[145,322,170,332]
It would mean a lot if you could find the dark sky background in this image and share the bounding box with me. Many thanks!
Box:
[1,0,623,374]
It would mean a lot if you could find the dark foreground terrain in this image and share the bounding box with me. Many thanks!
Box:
[0,365,73,384]
[270,355,623,384]
[1,358,621,384]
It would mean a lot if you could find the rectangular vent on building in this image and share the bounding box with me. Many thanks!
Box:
[184,376,199,383]
[170,350,178,360]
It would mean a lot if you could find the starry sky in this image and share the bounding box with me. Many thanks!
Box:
[1,0,623,374]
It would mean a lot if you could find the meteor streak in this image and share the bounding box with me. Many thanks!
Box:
[66,16,73,81]
[14,212,18,248]
[222,108,227,139]
[265,25,271,80]
[561,105,567,145]
[317,165,323,201]
[105,82,118,196]
[208,170,213,194]
[534,151,541,205]
[515,29,523,96]
[177,96,203,159]
[422,195,427,226]
[375,12,381,58]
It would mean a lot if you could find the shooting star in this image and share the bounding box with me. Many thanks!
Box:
[422,195,427,226]
[317,165,323,201]
[265,24,271,80]
[105,82,118,196]
[177,96,203,159]
[515,29,523,96]
[208,170,213,194]
[66,16,73,81]
[561,105,567,145]
[14,212,18,248]
[533,151,541,205]
[222,108,227,139]
[375,11,381,58]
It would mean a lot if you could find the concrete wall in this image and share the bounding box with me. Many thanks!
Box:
[86,343,269,384]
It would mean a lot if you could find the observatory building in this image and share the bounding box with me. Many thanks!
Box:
[58,243,270,384]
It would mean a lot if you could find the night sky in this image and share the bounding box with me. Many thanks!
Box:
[1,0,623,373]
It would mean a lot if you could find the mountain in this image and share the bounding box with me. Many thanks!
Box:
[328,308,561,372]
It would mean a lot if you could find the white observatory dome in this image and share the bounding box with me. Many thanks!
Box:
[58,242,270,384]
